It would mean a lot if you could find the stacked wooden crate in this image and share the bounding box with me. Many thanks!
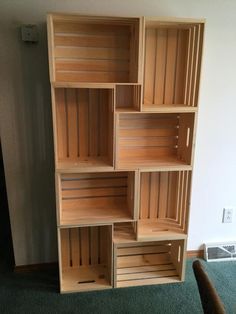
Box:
[47,13,204,293]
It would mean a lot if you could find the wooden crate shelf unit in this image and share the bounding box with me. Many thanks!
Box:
[59,225,112,292]
[47,13,204,293]
[57,172,137,226]
[114,239,186,288]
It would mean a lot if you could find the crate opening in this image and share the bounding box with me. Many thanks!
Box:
[54,88,114,169]
[60,225,112,292]
[116,113,195,169]
[138,171,191,240]
[143,23,203,109]
[115,239,185,288]
[51,16,140,83]
[59,172,135,225]
[116,85,141,111]
[113,222,137,243]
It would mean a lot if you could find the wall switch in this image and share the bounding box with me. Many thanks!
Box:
[21,25,39,43]
[222,208,233,223]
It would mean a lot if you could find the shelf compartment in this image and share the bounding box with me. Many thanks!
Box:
[59,225,112,292]
[143,21,204,109]
[57,171,137,226]
[116,112,195,169]
[48,14,140,83]
[113,222,137,243]
[116,84,141,111]
[54,88,114,170]
[114,239,186,288]
[138,170,191,241]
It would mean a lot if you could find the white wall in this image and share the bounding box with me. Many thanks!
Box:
[0,0,235,265]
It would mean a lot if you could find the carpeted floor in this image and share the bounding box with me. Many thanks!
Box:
[0,148,235,314]
[0,257,235,314]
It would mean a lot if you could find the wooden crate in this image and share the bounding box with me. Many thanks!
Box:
[57,171,137,226]
[114,239,186,288]
[47,14,141,83]
[138,170,191,241]
[116,84,141,111]
[143,19,204,110]
[59,225,112,292]
[53,88,114,170]
[116,112,195,169]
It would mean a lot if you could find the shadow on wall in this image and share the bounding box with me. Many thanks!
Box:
[0,141,15,272]
[0,21,57,265]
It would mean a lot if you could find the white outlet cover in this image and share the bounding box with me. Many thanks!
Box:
[222,208,233,223]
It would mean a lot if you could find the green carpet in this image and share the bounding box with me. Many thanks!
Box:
[0,258,235,314]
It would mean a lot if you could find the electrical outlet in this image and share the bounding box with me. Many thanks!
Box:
[222,208,233,223]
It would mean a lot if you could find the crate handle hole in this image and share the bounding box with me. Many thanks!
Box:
[78,280,96,284]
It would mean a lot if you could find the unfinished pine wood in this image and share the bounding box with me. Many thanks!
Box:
[47,13,204,293]
[138,170,191,240]
[143,22,204,109]
[114,239,185,287]
[116,84,141,111]
[54,88,114,169]
[57,172,135,225]
[59,225,112,292]
[116,113,195,169]
[47,14,141,83]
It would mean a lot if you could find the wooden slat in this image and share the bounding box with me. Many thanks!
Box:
[166,172,178,220]
[164,29,178,104]
[158,172,169,218]
[62,196,127,210]
[117,263,173,274]
[54,21,130,35]
[117,245,169,256]
[117,269,178,281]
[62,187,127,199]
[70,228,80,267]
[67,89,78,158]
[154,29,167,104]
[81,227,90,266]
[61,172,126,180]
[88,89,99,157]
[119,137,178,147]
[174,30,188,104]
[143,28,156,105]
[119,147,177,159]
[61,229,70,268]
[55,47,130,60]
[78,89,89,158]
[61,177,127,189]
[119,127,178,137]
[90,226,99,265]
[117,253,171,268]
[56,70,129,83]
[149,172,159,219]
[54,34,130,49]
[116,276,180,287]
[55,89,68,159]
[140,173,149,219]
[56,59,129,72]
